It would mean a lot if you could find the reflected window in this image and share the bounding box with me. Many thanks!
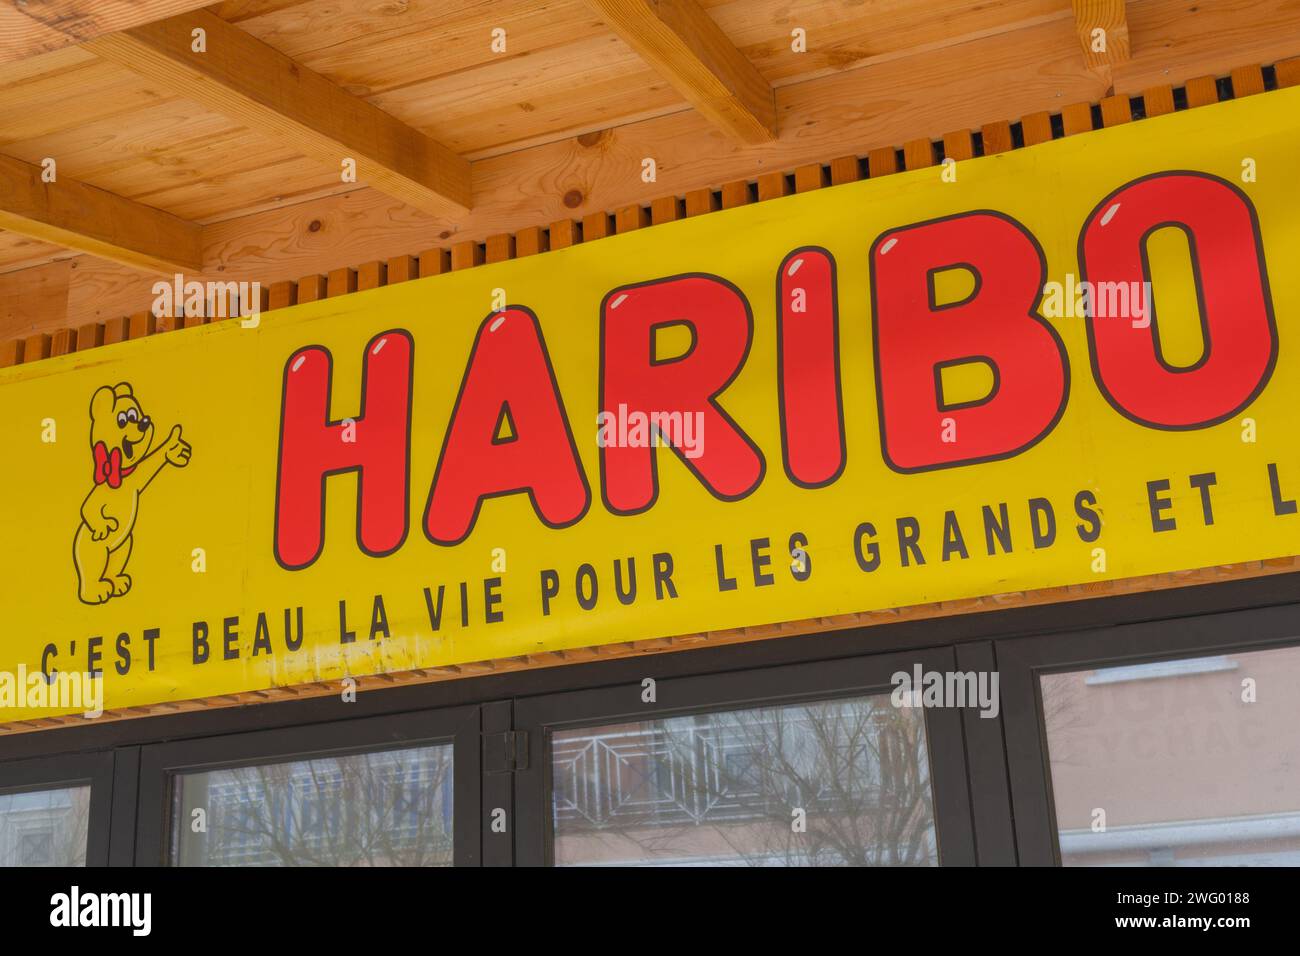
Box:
[551,694,938,866]
[169,743,453,867]
[1042,644,1300,866]
[0,785,91,867]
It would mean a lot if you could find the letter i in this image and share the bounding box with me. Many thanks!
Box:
[778,247,845,487]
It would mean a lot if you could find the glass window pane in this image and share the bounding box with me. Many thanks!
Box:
[1041,644,1300,866]
[550,694,938,866]
[0,785,91,866]
[169,743,453,867]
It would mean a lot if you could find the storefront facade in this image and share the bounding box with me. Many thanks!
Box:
[1,2,1299,869]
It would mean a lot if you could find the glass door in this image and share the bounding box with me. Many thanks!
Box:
[513,646,984,866]
[0,750,115,867]
[999,602,1300,866]
[135,705,482,867]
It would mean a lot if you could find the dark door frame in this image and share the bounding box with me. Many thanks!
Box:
[512,644,990,866]
[0,749,116,866]
[997,601,1300,865]
[134,705,482,866]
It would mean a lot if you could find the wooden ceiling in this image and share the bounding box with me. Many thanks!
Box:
[2,0,1300,337]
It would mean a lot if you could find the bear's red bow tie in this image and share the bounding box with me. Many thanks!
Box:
[93,441,135,488]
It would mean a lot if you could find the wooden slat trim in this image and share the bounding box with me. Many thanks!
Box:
[1142,84,1176,117]
[3,58,1288,368]
[1277,56,1300,88]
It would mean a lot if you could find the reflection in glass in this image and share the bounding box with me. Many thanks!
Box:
[170,744,453,866]
[0,785,91,866]
[551,694,937,866]
[1042,644,1300,866]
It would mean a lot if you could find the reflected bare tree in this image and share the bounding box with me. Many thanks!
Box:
[174,746,453,867]
[552,696,938,866]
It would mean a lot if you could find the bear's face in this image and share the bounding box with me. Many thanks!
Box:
[90,383,154,468]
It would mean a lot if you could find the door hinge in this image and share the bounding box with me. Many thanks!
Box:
[482,730,529,773]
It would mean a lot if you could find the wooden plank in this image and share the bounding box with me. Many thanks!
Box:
[615,205,649,233]
[0,12,1132,312]
[126,311,154,338]
[756,172,789,201]
[450,240,483,270]
[1184,74,1219,107]
[356,260,386,291]
[326,267,356,298]
[83,9,471,215]
[102,316,128,345]
[649,196,681,225]
[418,248,449,277]
[584,0,776,144]
[21,331,50,361]
[386,254,416,283]
[75,322,103,351]
[794,164,828,193]
[981,120,1014,155]
[1061,101,1094,135]
[1142,84,1176,116]
[1230,64,1266,97]
[0,339,22,367]
[1071,0,1131,70]
[1111,0,1300,94]
[11,7,1300,333]
[0,0,215,65]
[548,220,577,250]
[867,147,898,177]
[514,226,547,257]
[267,280,296,311]
[296,275,326,303]
[720,180,750,209]
[903,138,934,170]
[1021,111,1053,145]
[485,234,515,263]
[1277,56,1300,88]
[49,328,76,355]
[683,189,717,217]
[1099,94,1131,126]
[581,212,612,241]
[941,131,974,162]
[828,156,860,186]
[0,153,201,273]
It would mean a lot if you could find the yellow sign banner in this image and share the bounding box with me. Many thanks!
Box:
[3,89,1299,720]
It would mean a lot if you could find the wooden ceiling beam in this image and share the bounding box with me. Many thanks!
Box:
[1071,1,1131,71]
[83,9,472,215]
[0,152,201,273]
[584,0,777,144]
[0,0,214,65]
